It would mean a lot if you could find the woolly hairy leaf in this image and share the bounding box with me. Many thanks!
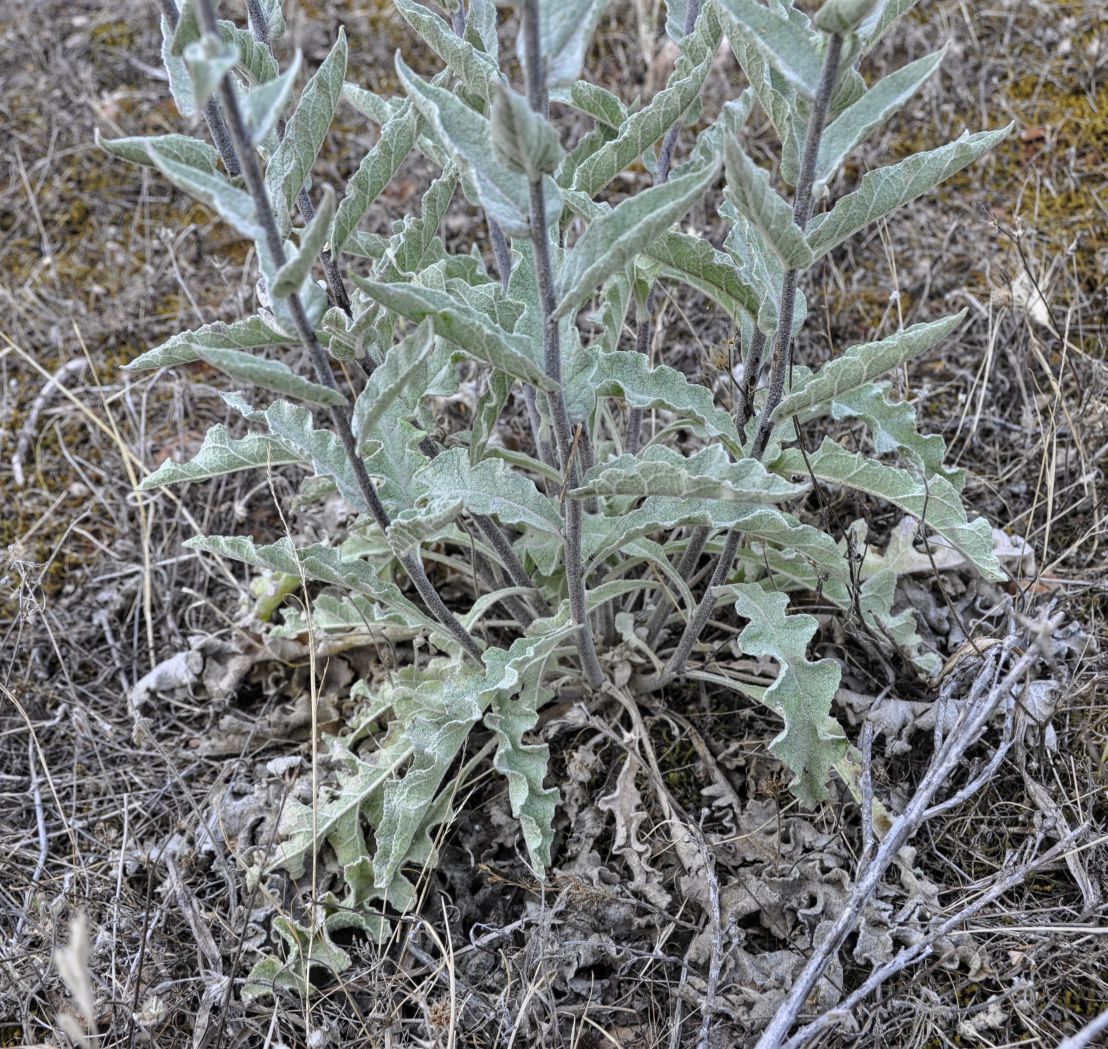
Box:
[197,345,346,407]
[807,126,1015,259]
[647,228,762,323]
[241,52,301,145]
[816,48,945,184]
[591,348,743,456]
[169,0,201,55]
[830,382,964,489]
[265,29,347,220]
[724,138,813,269]
[139,426,300,489]
[353,278,553,390]
[262,399,367,511]
[717,0,823,97]
[732,584,846,804]
[491,84,565,179]
[352,320,438,449]
[186,535,430,625]
[143,140,260,239]
[570,6,720,195]
[183,33,238,111]
[565,81,627,130]
[721,199,795,335]
[773,311,965,420]
[772,438,1004,579]
[387,498,463,558]
[572,445,806,503]
[160,12,198,117]
[272,185,336,297]
[664,0,695,41]
[521,0,610,88]
[125,315,296,371]
[556,157,719,319]
[332,97,421,256]
[415,448,562,537]
[397,57,561,237]
[395,0,502,101]
[96,131,219,173]
[219,19,279,85]
[379,166,459,280]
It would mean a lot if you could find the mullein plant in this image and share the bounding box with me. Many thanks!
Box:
[103,0,1012,989]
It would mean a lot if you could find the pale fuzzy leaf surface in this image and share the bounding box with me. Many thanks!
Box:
[564,81,627,130]
[265,29,347,220]
[197,345,346,408]
[379,167,459,280]
[591,348,743,456]
[219,19,280,85]
[160,12,197,117]
[143,140,260,239]
[732,584,846,804]
[272,185,336,297]
[830,382,964,489]
[522,0,610,88]
[97,131,218,173]
[724,138,813,268]
[807,125,1015,259]
[772,438,1004,579]
[647,228,762,323]
[570,7,720,195]
[352,320,438,449]
[773,311,965,420]
[125,315,296,371]
[386,497,463,558]
[241,52,302,145]
[415,448,563,537]
[139,426,300,489]
[556,157,720,319]
[397,57,560,237]
[721,199,797,335]
[816,47,945,183]
[394,0,502,101]
[464,0,499,60]
[572,445,806,503]
[717,0,823,97]
[353,277,553,390]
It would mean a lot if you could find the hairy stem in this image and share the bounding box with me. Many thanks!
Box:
[192,0,482,663]
[522,0,604,690]
[658,32,844,684]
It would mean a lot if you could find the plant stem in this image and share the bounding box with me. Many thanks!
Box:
[192,0,483,663]
[657,32,844,684]
[521,0,604,690]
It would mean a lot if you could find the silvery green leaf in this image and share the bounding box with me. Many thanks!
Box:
[272,185,336,298]
[772,438,1004,579]
[352,277,554,391]
[96,130,219,173]
[773,311,965,420]
[470,369,513,464]
[570,8,720,195]
[396,58,560,237]
[263,399,367,510]
[241,51,301,145]
[593,268,633,354]
[352,320,437,449]
[720,199,790,335]
[169,0,202,56]
[139,426,300,489]
[379,167,459,280]
[807,125,1015,259]
[464,0,499,60]
[732,584,846,804]
[394,0,502,101]
[646,228,762,323]
[859,0,921,56]
[830,382,964,489]
[187,534,432,626]
[813,0,879,34]
[340,82,399,125]
[332,98,421,257]
[816,48,945,184]
[664,0,693,41]
[724,138,813,269]
[265,29,347,221]
[565,81,627,130]
[415,448,563,537]
[717,0,823,97]
[572,445,806,503]
[590,348,743,456]
[197,345,347,407]
[143,140,261,239]
[125,315,295,371]
[386,498,463,559]
[183,33,239,112]
[519,0,610,89]
[218,20,279,85]
[160,12,197,117]
[491,84,564,179]
[255,0,286,40]
[556,156,720,320]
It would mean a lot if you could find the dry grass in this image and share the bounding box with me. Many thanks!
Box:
[1,0,1106,1046]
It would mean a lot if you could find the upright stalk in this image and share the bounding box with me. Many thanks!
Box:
[655,32,844,684]
[192,0,483,663]
[521,0,604,690]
